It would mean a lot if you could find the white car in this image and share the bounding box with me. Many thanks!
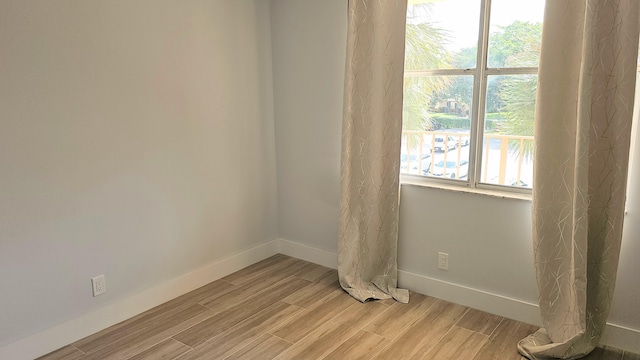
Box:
[433,135,457,152]
[429,159,469,179]
[400,153,431,175]
[489,176,531,188]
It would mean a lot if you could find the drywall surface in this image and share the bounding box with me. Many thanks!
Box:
[397,187,538,303]
[271,0,347,253]
[270,0,640,332]
[609,100,640,328]
[0,0,277,345]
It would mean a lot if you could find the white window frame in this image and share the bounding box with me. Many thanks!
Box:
[401,0,538,196]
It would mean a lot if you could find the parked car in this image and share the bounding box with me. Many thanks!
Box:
[400,153,431,175]
[490,176,531,188]
[433,135,457,152]
[510,179,530,188]
[428,159,469,179]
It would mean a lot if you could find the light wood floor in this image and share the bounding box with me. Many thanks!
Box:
[39,254,638,360]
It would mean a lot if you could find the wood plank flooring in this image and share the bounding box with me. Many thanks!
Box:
[38,254,638,360]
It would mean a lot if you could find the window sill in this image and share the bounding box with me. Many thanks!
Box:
[400,175,532,201]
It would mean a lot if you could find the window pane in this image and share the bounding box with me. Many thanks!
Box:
[487,0,544,68]
[405,1,481,70]
[402,75,472,178]
[480,75,536,188]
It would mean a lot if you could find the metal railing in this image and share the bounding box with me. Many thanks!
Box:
[401,130,534,187]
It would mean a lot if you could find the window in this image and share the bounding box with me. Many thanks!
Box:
[401,0,545,192]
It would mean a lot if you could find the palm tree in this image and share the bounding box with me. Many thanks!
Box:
[492,21,542,160]
[497,75,537,159]
[403,3,451,150]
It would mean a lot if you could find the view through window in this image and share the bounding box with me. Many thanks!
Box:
[401,0,545,190]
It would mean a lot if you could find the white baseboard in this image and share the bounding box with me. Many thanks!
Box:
[277,238,338,269]
[276,238,640,354]
[396,270,543,327]
[0,239,279,360]
[5,238,638,359]
[601,323,640,354]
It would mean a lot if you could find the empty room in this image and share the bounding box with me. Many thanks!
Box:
[1,0,639,359]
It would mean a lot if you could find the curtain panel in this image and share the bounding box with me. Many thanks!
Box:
[338,0,410,303]
[519,1,640,359]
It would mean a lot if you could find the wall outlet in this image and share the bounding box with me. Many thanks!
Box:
[91,275,106,297]
[438,252,449,271]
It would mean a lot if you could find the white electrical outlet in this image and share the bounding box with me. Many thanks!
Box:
[438,252,449,271]
[91,275,106,297]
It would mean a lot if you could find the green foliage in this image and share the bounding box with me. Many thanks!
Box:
[452,46,477,69]
[428,113,501,131]
[485,113,505,120]
[488,21,542,68]
[490,22,541,160]
[429,114,469,129]
[403,4,451,132]
[486,77,503,113]
[404,22,451,71]
[445,46,477,116]
[498,76,536,136]
[496,75,537,158]
[484,113,504,131]
[402,7,541,161]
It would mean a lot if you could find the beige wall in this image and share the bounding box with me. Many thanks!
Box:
[0,0,277,345]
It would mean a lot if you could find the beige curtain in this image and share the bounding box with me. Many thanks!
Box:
[338,0,409,303]
[518,1,640,359]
